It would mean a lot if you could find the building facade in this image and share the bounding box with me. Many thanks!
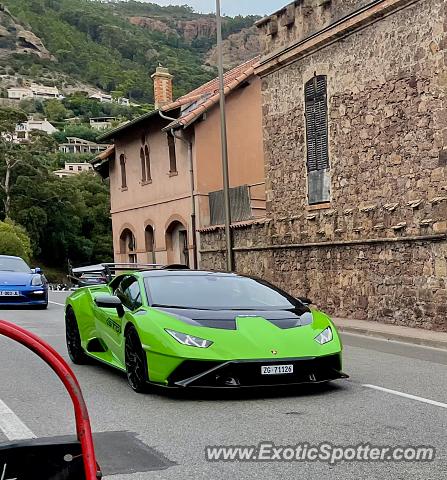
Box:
[7,84,63,101]
[90,117,117,131]
[89,92,130,105]
[200,0,447,332]
[54,162,94,178]
[59,137,109,154]
[14,118,57,142]
[95,60,265,269]
[7,87,33,101]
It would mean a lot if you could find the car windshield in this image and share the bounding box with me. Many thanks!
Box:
[145,274,302,310]
[0,257,31,273]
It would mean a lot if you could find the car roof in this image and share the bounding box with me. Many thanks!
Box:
[140,269,241,278]
[0,255,22,260]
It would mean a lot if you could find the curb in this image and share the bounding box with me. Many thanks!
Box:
[338,325,447,351]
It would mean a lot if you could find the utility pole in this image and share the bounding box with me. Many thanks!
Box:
[216,0,234,271]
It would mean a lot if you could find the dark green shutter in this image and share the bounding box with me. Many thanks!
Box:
[305,75,329,172]
[305,76,331,204]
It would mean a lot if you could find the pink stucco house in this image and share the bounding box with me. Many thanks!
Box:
[94,58,265,268]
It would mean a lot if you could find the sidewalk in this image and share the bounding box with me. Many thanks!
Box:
[333,317,447,350]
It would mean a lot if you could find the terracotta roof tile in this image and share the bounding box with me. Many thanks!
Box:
[179,56,260,100]
[161,56,261,130]
[93,144,114,161]
[98,57,261,140]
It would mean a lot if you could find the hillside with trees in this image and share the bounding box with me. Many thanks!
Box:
[3,0,260,103]
[0,2,261,277]
[0,105,113,273]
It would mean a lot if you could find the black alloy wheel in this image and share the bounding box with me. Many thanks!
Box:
[125,327,149,393]
[65,308,89,364]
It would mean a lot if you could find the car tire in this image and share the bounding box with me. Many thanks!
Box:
[125,326,149,393]
[65,308,89,364]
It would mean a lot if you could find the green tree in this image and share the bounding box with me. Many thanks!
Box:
[10,167,112,267]
[43,99,71,122]
[52,124,98,143]
[0,107,28,217]
[0,220,32,262]
[0,231,27,259]
[0,106,57,218]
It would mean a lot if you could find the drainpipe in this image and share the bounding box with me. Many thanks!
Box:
[158,110,198,269]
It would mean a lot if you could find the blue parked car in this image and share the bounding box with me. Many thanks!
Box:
[0,255,48,309]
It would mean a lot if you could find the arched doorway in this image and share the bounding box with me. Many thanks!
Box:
[119,228,137,263]
[165,221,189,267]
[145,224,156,264]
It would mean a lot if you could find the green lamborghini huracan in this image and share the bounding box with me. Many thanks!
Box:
[65,265,348,392]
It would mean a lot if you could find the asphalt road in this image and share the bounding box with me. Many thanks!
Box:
[0,291,446,479]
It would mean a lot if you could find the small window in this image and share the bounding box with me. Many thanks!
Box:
[140,147,146,182]
[69,166,74,171]
[167,133,177,174]
[78,166,82,171]
[305,75,330,204]
[120,154,127,189]
[145,224,155,263]
[144,145,151,181]
[117,276,142,310]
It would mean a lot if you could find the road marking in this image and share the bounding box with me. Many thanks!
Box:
[49,301,65,307]
[363,384,447,410]
[0,398,36,440]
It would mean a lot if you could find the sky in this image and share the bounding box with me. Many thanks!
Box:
[149,1,287,16]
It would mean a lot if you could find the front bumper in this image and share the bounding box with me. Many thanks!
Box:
[166,354,348,388]
[0,288,48,306]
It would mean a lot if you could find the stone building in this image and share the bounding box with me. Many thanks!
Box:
[200,0,447,331]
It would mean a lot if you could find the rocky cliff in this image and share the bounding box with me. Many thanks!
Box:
[0,3,51,59]
[205,26,262,70]
[128,15,261,69]
[129,15,217,42]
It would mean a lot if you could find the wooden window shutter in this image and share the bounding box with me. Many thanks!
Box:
[305,75,329,172]
[305,76,331,204]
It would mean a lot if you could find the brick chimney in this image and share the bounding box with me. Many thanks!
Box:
[151,65,173,109]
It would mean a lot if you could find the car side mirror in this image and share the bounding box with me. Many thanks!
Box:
[298,297,312,306]
[94,295,124,317]
[33,267,42,274]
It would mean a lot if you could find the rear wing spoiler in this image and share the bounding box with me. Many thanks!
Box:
[68,262,189,286]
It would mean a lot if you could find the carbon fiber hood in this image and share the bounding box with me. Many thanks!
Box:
[153,307,313,330]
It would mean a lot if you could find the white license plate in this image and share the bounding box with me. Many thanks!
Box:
[0,291,20,297]
[261,364,294,375]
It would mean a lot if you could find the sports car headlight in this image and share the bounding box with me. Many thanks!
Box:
[315,327,333,345]
[31,275,43,286]
[165,329,213,348]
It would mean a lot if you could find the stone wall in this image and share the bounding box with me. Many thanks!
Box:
[262,0,446,222]
[200,0,447,332]
[200,225,447,331]
[257,0,372,57]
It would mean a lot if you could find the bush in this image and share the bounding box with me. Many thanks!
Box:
[0,231,28,260]
[0,220,32,263]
